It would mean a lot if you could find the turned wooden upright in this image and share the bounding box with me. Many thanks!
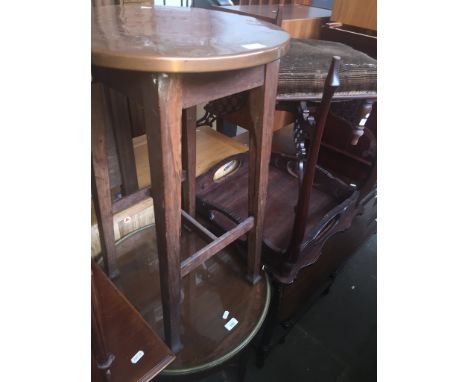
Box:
[91,5,289,352]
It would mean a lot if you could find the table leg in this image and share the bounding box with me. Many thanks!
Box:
[246,60,280,284]
[141,73,183,353]
[91,83,119,278]
[105,88,139,195]
[182,106,197,217]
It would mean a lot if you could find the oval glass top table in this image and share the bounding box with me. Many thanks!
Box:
[91,2,289,362]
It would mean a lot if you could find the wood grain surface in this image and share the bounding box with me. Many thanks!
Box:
[92,5,289,72]
[111,224,270,374]
[91,127,248,257]
[216,4,331,39]
[92,261,175,381]
[331,0,377,31]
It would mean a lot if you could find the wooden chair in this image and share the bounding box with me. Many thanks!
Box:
[197,20,377,202]
[196,56,358,284]
[317,0,377,204]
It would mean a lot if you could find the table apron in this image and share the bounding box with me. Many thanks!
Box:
[180,66,265,108]
[92,65,266,110]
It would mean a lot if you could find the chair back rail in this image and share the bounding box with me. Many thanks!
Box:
[286,56,341,263]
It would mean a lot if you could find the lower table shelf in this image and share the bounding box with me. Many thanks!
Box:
[109,224,271,376]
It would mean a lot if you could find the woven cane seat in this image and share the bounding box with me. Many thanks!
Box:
[278,39,377,99]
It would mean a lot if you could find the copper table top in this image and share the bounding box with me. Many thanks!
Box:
[92,5,290,73]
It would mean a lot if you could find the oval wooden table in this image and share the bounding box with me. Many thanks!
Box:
[91,3,289,361]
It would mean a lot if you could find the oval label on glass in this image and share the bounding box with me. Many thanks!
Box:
[213,160,240,181]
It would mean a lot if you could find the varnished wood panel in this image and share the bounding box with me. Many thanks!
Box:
[239,0,309,5]
[216,5,331,39]
[112,225,270,374]
[131,127,248,192]
[91,261,175,381]
[331,0,377,31]
[224,108,295,133]
[281,17,327,39]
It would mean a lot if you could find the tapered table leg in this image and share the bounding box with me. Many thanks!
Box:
[182,106,197,217]
[246,60,280,284]
[141,73,183,353]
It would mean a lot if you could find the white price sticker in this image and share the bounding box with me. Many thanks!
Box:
[224,318,238,331]
[241,43,266,50]
[131,350,144,364]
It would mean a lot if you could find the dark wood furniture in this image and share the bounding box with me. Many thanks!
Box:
[199,37,377,206]
[317,0,377,204]
[109,224,271,378]
[195,58,360,368]
[321,22,376,59]
[199,5,377,162]
[197,57,357,285]
[196,58,375,366]
[236,0,311,5]
[320,0,376,59]
[91,127,249,257]
[92,4,289,355]
[91,260,175,381]
[214,4,331,39]
[257,187,376,366]
[331,0,376,32]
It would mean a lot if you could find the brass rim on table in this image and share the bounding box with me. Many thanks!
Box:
[91,46,290,73]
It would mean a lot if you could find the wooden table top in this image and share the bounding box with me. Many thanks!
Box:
[214,4,331,22]
[92,5,289,73]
